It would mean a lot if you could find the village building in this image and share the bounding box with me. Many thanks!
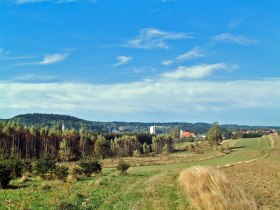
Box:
[180,130,195,138]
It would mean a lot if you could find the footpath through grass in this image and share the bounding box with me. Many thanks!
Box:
[0,136,271,210]
[222,135,280,209]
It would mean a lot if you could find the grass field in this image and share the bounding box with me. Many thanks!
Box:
[222,135,280,209]
[0,136,273,209]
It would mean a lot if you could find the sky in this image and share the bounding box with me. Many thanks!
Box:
[1,0,280,125]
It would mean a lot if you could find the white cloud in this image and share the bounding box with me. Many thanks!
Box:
[161,60,173,66]
[127,28,192,49]
[17,52,69,66]
[161,47,205,66]
[176,47,205,61]
[113,56,133,67]
[162,63,227,79]
[39,53,69,65]
[213,33,257,45]
[1,78,280,121]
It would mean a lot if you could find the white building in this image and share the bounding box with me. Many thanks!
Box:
[150,126,156,134]
[62,123,65,131]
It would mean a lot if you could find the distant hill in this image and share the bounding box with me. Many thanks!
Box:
[2,113,279,134]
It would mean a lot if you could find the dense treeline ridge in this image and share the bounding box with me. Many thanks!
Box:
[0,121,165,160]
[2,113,278,134]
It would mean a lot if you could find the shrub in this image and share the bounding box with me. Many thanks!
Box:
[117,159,130,174]
[13,159,25,177]
[35,156,57,179]
[0,159,14,188]
[78,159,102,177]
[71,166,83,178]
[0,158,25,188]
[133,149,140,157]
[142,142,150,154]
[54,164,69,181]
[22,160,33,175]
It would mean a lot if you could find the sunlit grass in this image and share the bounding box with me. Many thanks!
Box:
[0,136,271,209]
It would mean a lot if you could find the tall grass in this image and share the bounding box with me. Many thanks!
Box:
[178,166,258,210]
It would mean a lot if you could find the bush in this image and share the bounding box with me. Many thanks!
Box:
[71,166,83,178]
[78,159,102,177]
[54,164,69,181]
[0,158,25,188]
[35,156,57,179]
[117,159,130,174]
[133,149,140,157]
[22,160,33,175]
[0,159,14,188]
[13,159,25,177]
[142,142,150,154]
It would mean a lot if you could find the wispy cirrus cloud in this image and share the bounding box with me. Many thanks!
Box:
[0,47,35,60]
[113,56,133,67]
[162,63,228,79]
[17,52,69,66]
[39,53,69,65]
[176,47,205,61]
[213,33,257,45]
[161,60,173,66]
[127,28,193,49]
[161,47,205,66]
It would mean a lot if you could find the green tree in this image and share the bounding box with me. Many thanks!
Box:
[116,159,130,174]
[94,135,110,159]
[206,122,222,146]
[171,126,181,140]
[78,159,102,177]
[59,139,72,161]
[142,142,150,154]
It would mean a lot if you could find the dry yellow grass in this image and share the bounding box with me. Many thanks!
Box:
[179,166,258,210]
[221,135,280,209]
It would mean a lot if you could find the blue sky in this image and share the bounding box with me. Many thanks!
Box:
[1,0,280,125]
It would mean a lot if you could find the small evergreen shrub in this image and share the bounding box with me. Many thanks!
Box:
[54,164,69,181]
[22,160,33,175]
[117,160,130,174]
[71,166,84,178]
[0,159,14,188]
[78,159,102,177]
[0,158,25,188]
[35,156,57,179]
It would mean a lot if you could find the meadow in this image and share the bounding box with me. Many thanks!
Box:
[0,136,275,209]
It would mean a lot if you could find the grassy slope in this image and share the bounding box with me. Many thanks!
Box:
[0,137,271,210]
[222,135,280,209]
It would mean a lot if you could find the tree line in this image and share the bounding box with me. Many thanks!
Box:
[0,121,175,160]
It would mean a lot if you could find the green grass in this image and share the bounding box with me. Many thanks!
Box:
[0,136,271,210]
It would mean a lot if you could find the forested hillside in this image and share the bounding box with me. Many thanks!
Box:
[1,113,279,134]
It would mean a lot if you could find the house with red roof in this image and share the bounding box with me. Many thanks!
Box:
[180,130,195,138]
